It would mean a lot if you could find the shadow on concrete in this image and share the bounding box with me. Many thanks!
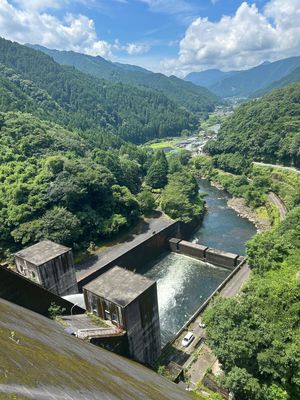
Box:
[159,343,190,367]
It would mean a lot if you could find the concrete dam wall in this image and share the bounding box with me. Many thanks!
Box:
[169,238,242,269]
[77,221,181,290]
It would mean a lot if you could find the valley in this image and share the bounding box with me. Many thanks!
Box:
[0,29,299,400]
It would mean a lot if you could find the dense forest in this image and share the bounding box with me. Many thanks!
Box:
[206,84,300,167]
[204,205,300,400]
[0,38,198,144]
[29,44,219,114]
[0,111,202,260]
[191,82,300,399]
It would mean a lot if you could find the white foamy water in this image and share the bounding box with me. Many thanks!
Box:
[141,252,230,346]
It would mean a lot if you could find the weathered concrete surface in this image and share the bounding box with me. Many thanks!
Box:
[205,248,238,269]
[0,266,84,317]
[189,345,217,386]
[169,238,181,252]
[76,213,178,289]
[219,263,251,298]
[169,238,239,270]
[178,240,208,260]
[0,298,193,400]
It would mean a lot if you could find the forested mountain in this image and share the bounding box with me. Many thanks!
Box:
[28,44,219,113]
[209,56,300,98]
[184,69,239,88]
[206,84,300,167]
[0,111,153,258]
[0,38,197,144]
[253,66,300,97]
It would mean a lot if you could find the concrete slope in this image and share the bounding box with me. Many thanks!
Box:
[0,298,192,400]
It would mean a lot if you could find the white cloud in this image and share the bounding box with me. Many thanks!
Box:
[161,0,300,76]
[125,43,150,55]
[0,0,113,57]
[0,0,153,59]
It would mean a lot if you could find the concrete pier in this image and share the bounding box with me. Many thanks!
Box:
[169,238,240,269]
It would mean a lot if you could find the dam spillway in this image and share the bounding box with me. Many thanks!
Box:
[140,252,231,346]
[140,179,256,346]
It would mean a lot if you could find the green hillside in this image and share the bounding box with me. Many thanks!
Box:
[253,66,300,97]
[206,84,300,167]
[0,111,153,258]
[209,57,300,98]
[29,44,219,114]
[0,38,197,144]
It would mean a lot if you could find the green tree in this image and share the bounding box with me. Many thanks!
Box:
[137,188,156,214]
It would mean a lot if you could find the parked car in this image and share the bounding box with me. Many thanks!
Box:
[181,332,194,347]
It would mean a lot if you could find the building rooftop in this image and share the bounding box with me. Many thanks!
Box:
[15,240,71,266]
[83,266,155,307]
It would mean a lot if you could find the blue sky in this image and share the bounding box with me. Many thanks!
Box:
[1,0,300,76]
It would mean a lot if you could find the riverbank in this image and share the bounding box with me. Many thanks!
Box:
[210,181,270,232]
[227,197,271,232]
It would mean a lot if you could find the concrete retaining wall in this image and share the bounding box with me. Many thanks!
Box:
[169,239,239,269]
[0,266,84,317]
[78,222,181,289]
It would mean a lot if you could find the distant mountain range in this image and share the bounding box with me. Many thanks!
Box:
[185,69,239,88]
[185,57,300,98]
[0,37,201,144]
[252,65,300,97]
[28,44,219,114]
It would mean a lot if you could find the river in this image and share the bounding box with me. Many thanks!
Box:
[141,179,256,345]
[192,179,257,255]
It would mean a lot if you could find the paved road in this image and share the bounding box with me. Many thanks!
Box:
[163,263,251,386]
[75,212,175,283]
[268,192,288,221]
[220,264,251,298]
[253,161,300,174]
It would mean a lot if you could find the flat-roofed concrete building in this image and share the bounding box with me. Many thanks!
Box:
[15,240,78,296]
[83,266,161,365]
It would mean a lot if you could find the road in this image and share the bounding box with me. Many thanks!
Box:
[219,264,251,298]
[253,161,300,174]
[75,212,175,283]
[161,263,251,386]
[268,192,288,221]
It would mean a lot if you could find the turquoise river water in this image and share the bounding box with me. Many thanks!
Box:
[141,179,257,345]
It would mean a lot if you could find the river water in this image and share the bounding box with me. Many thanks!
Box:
[192,179,257,255]
[141,179,256,345]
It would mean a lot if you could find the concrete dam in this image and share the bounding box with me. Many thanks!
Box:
[7,179,256,364]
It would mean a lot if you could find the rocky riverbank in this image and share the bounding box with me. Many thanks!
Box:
[210,180,271,232]
[227,197,271,232]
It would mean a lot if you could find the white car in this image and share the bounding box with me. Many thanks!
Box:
[181,332,194,347]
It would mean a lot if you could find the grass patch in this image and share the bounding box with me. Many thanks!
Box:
[85,312,110,328]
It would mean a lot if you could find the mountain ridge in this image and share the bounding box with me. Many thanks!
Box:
[28,43,220,114]
[208,56,300,98]
[185,69,240,88]
[0,37,197,144]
